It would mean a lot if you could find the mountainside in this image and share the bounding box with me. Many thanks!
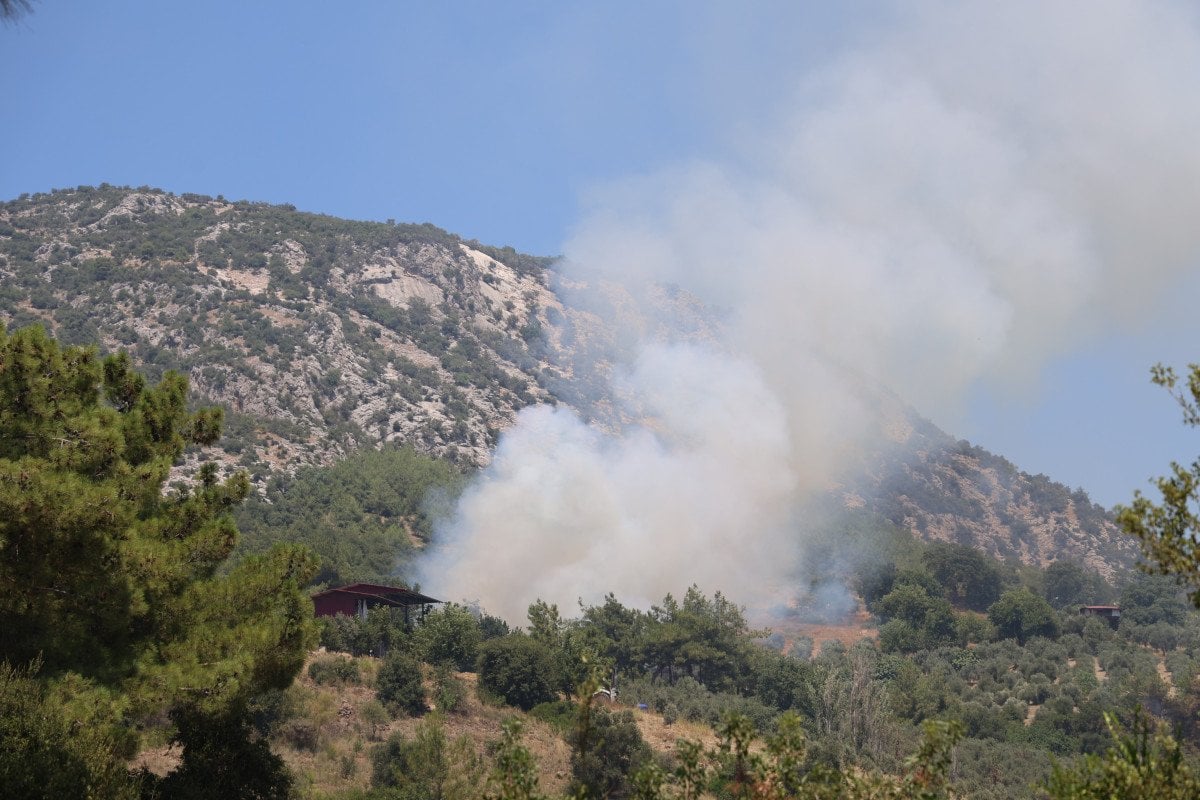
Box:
[0,185,1136,574]
[843,413,1135,579]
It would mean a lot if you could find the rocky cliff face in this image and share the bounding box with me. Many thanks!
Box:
[0,185,1137,574]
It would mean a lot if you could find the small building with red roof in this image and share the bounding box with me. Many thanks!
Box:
[312,582,442,622]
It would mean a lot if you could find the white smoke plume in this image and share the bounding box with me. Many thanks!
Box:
[419,0,1200,623]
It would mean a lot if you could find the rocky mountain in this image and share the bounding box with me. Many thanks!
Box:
[842,410,1136,579]
[0,185,1137,574]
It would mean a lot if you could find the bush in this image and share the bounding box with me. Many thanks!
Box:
[528,700,577,733]
[308,655,362,686]
[476,635,558,711]
[360,700,390,741]
[376,653,426,717]
[0,664,137,800]
[955,612,996,645]
[277,718,321,752]
[371,717,448,798]
[879,619,926,653]
[416,603,482,671]
[432,662,465,714]
[568,706,651,800]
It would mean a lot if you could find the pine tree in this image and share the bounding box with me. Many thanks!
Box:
[0,325,317,797]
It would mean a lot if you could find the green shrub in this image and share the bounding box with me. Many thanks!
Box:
[476,635,558,711]
[371,717,448,797]
[359,700,390,741]
[432,662,466,714]
[376,653,426,717]
[0,664,138,800]
[528,699,577,733]
[989,589,1061,644]
[308,655,362,686]
[568,706,651,800]
[277,718,321,752]
[416,603,482,671]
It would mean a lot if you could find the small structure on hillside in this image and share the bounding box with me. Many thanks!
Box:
[312,582,441,624]
[1079,605,1121,629]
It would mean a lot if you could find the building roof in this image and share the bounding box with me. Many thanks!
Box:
[312,582,442,606]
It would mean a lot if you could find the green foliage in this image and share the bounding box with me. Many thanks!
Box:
[235,445,463,586]
[320,605,417,657]
[988,588,1060,644]
[1045,712,1200,799]
[0,661,137,800]
[627,711,962,800]
[876,584,957,651]
[527,699,578,733]
[376,652,427,717]
[370,714,484,800]
[308,654,362,686]
[463,240,556,278]
[567,705,651,799]
[476,635,559,711]
[640,586,759,690]
[622,675,780,732]
[1119,572,1189,626]
[1043,561,1112,609]
[418,603,484,671]
[0,325,317,795]
[578,593,649,675]
[921,542,1004,612]
[143,707,295,800]
[1117,362,1200,608]
[433,662,467,714]
[485,719,546,800]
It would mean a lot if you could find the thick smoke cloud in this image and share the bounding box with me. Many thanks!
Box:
[419,0,1200,623]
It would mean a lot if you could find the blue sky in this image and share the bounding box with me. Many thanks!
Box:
[1,2,865,254]
[3,1,1199,509]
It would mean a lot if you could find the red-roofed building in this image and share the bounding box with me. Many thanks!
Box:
[312,583,442,622]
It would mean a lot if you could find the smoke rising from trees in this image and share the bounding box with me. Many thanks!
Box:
[420,0,1200,623]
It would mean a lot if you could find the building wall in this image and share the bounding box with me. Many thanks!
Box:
[313,592,358,618]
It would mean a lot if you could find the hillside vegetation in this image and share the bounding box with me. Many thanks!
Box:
[0,185,1134,574]
[192,536,1200,799]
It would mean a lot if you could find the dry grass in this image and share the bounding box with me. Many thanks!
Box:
[276,653,574,798]
[129,743,183,777]
[768,609,878,654]
[132,649,733,798]
[631,706,719,754]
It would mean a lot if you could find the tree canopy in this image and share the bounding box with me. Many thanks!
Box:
[1118,363,1200,608]
[234,444,463,587]
[0,325,317,797]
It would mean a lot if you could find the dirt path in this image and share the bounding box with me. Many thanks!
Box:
[1156,656,1177,698]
